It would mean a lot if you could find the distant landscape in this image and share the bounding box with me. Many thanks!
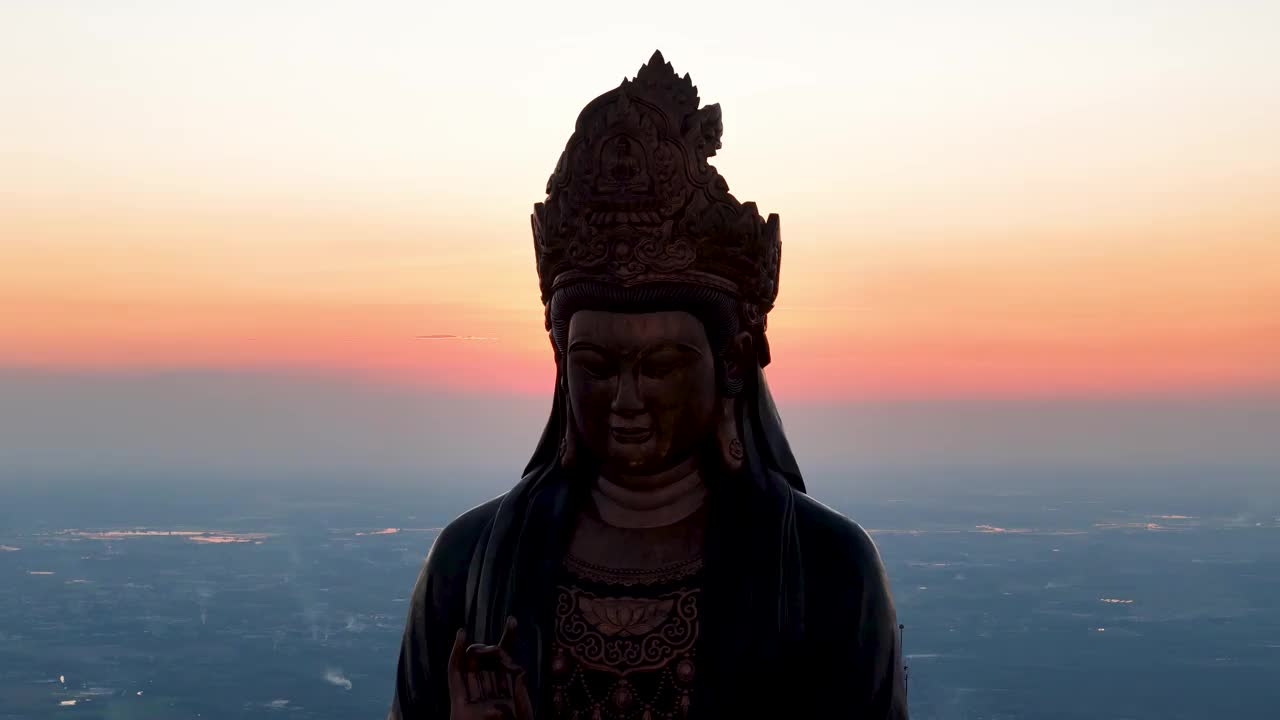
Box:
[2,465,1277,720]
[5,2,1277,718]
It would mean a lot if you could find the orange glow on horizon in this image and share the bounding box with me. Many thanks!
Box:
[3,3,1278,401]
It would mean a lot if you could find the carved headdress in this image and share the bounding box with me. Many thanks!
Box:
[531,50,781,357]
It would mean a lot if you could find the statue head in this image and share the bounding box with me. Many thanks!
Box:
[532,51,780,483]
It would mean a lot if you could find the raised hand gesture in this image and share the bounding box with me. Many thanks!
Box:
[448,616,534,720]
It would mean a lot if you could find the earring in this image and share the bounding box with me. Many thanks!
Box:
[715,395,744,472]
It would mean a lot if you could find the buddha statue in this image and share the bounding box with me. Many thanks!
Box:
[389,50,907,720]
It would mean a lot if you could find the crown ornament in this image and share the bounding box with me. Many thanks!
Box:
[532,50,781,329]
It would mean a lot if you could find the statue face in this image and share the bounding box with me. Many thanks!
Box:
[565,309,718,477]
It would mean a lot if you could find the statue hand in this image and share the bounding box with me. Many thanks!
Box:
[448,617,534,720]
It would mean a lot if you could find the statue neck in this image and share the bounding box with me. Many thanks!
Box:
[592,457,707,529]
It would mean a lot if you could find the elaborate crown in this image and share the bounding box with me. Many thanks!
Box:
[532,50,781,328]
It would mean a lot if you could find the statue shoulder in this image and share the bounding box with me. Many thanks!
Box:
[792,491,892,601]
[791,491,907,715]
[423,493,506,575]
[404,493,507,630]
[793,492,881,561]
[392,494,509,720]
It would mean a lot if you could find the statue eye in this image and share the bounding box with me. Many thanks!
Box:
[573,352,615,379]
[641,351,689,378]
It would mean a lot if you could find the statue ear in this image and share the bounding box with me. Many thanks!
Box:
[715,395,744,473]
[721,330,753,396]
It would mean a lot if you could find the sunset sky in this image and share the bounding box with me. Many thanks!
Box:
[2,2,1278,478]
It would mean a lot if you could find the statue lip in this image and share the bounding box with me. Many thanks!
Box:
[610,426,653,442]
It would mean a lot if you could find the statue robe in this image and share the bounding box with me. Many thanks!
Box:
[388,368,908,718]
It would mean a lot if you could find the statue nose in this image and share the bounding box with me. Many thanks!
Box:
[611,369,644,415]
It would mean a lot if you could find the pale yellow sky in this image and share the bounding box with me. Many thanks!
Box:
[2,0,1277,398]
